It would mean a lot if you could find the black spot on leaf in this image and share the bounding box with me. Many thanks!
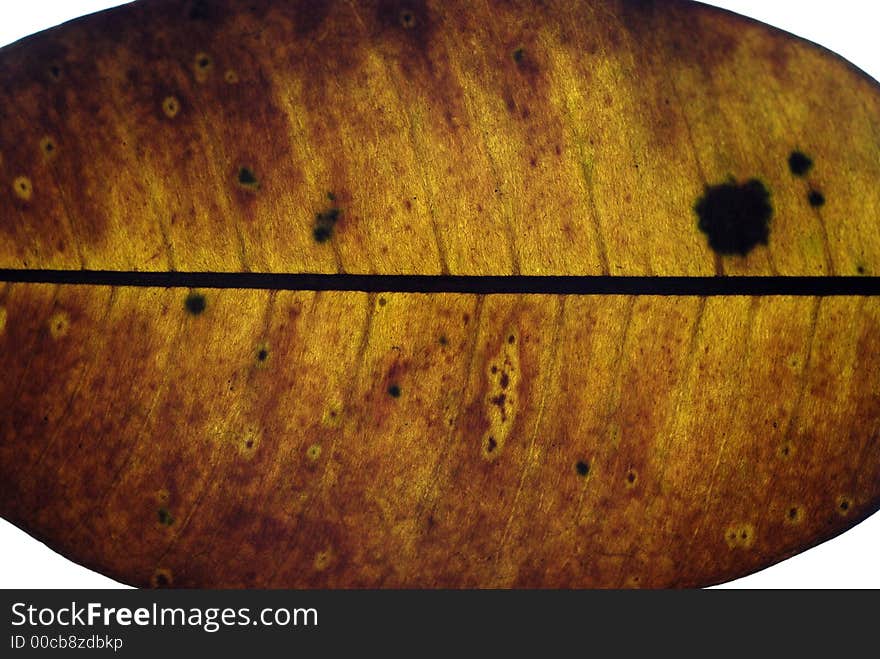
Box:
[808,190,825,207]
[695,179,772,256]
[185,292,206,315]
[238,167,259,189]
[313,208,340,243]
[576,461,590,477]
[788,151,813,177]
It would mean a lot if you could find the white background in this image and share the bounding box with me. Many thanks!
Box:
[0,1,878,589]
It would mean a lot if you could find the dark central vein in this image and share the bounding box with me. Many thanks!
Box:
[0,270,877,296]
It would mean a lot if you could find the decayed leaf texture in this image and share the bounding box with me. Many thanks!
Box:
[0,0,878,588]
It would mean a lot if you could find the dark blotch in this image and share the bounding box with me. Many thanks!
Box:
[511,45,541,82]
[185,292,206,315]
[313,208,340,243]
[388,384,401,398]
[576,461,590,477]
[487,436,497,453]
[257,348,268,362]
[695,179,773,256]
[155,573,169,587]
[788,151,813,177]
[158,508,174,526]
[808,190,825,207]
[238,167,258,186]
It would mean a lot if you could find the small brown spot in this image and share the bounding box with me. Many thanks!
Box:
[13,176,32,201]
[785,505,804,525]
[378,297,388,307]
[625,469,638,488]
[48,311,70,339]
[313,549,333,571]
[39,136,57,159]
[724,522,756,549]
[162,96,180,118]
[194,52,213,81]
[150,568,173,588]
[306,444,322,461]
[837,496,853,516]
[224,69,239,84]
[778,441,794,458]
[486,436,497,453]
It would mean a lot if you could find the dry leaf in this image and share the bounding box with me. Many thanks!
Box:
[0,0,878,588]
